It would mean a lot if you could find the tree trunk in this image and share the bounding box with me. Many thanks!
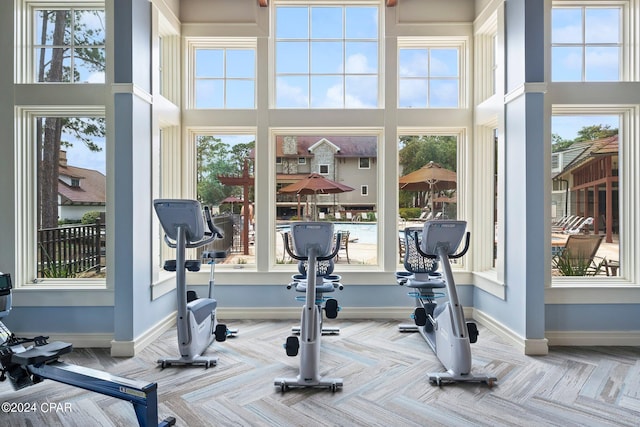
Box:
[39,11,66,228]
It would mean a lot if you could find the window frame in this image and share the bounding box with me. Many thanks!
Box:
[14,106,109,294]
[397,36,468,109]
[272,1,383,109]
[549,105,638,290]
[268,127,384,272]
[16,0,106,84]
[397,127,470,272]
[186,37,258,110]
[551,0,638,82]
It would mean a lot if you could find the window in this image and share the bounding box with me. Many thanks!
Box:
[359,157,370,169]
[194,133,256,268]
[552,5,621,81]
[32,7,106,83]
[156,14,181,104]
[298,157,306,164]
[398,133,459,222]
[274,133,379,265]
[398,37,467,108]
[15,108,107,285]
[274,4,380,108]
[188,39,257,109]
[474,12,499,103]
[551,112,622,279]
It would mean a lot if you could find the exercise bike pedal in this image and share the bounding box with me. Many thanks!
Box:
[284,336,299,357]
[324,298,339,319]
[413,307,427,326]
[467,322,479,343]
[214,324,227,342]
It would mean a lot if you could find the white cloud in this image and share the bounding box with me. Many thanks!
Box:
[276,77,309,107]
[345,53,375,74]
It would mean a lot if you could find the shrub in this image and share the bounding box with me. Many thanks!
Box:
[81,211,102,224]
[399,207,422,220]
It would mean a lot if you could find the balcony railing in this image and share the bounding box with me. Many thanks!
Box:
[37,223,104,278]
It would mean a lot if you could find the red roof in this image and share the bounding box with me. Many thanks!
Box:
[58,165,106,205]
[273,136,378,158]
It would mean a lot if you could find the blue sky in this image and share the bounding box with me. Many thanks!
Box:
[552,115,619,142]
[551,7,620,81]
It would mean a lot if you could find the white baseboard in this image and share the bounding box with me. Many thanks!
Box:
[546,330,640,346]
[110,312,176,357]
[471,308,549,355]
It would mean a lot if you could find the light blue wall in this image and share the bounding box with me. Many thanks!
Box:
[111,0,173,342]
[546,305,640,331]
[473,0,547,342]
[192,284,474,311]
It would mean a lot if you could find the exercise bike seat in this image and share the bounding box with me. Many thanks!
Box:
[404,277,446,290]
[293,281,337,293]
[11,341,72,366]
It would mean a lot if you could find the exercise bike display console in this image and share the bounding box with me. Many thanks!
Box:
[397,220,497,387]
[274,222,344,392]
[154,199,236,369]
[0,272,175,427]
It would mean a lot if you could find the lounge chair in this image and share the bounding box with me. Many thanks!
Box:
[552,234,604,276]
[335,231,350,264]
[564,217,593,235]
[335,212,342,221]
[555,215,583,233]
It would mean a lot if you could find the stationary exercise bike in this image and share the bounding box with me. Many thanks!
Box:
[0,272,176,426]
[274,222,344,392]
[397,220,497,387]
[153,199,236,369]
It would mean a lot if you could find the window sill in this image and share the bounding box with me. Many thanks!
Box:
[473,270,505,299]
[546,278,640,304]
[11,282,113,307]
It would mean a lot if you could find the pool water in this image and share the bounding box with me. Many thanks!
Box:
[277,222,378,245]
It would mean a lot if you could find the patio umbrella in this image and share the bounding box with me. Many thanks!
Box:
[220,196,243,213]
[399,161,456,214]
[432,194,457,216]
[278,173,354,220]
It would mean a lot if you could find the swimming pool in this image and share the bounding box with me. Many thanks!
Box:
[277,222,378,245]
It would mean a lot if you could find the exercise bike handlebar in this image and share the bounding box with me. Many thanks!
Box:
[203,206,224,239]
[283,232,342,262]
[412,231,470,260]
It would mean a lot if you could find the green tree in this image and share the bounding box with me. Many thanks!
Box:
[398,135,457,208]
[552,124,618,153]
[196,137,255,207]
[575,124,617,142]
